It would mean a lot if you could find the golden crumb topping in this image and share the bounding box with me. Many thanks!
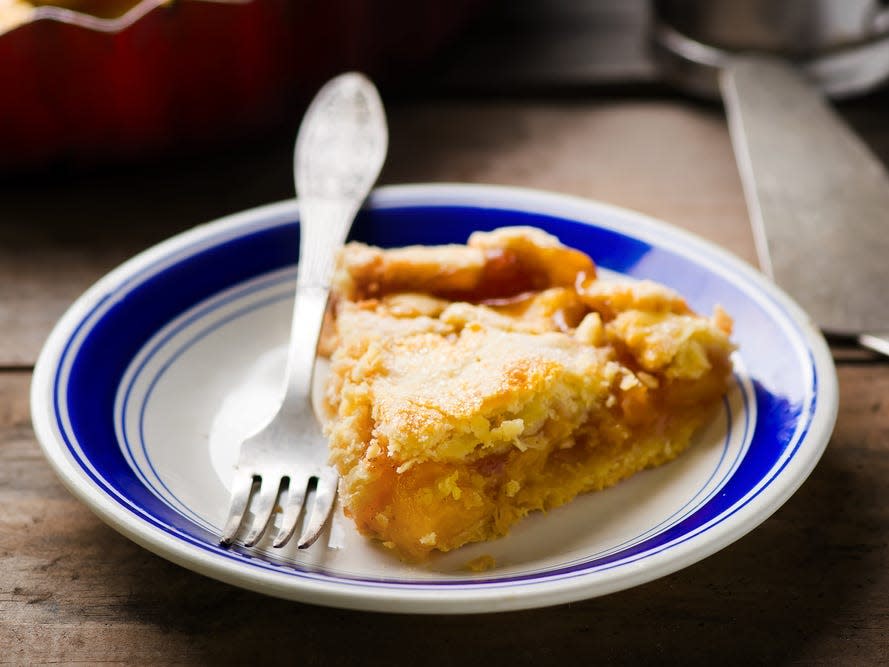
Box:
[328,309,612,467]
[321,226,735,561]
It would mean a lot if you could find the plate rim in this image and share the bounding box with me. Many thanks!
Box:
[30,182,839,613]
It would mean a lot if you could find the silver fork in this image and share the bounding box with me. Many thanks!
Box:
[219,72,388,550]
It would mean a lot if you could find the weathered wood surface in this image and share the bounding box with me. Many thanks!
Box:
[0,100,753,367]
[2,364,888,663]
[3,94,889,664]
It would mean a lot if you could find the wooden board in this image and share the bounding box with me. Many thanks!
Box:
[0,100,753,367]
[2,366,888,663]
[4,88,889,662]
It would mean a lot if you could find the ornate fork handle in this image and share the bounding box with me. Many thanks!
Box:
[282,74,388,416]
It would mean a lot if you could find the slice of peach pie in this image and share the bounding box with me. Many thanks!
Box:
[319,226,735,561]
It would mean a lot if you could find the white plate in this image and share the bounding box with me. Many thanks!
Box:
[31,183,838,613]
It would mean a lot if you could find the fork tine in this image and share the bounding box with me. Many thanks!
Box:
[220,470,256,545]
[242,476,285,547]
[297,467,339,549]
[272,474,310,548]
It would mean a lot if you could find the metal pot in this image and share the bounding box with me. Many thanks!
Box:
[653,0,889,97]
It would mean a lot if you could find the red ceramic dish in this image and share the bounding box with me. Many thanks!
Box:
[0,0,483,168]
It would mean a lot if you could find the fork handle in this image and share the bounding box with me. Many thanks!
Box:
[281,72,387,415]
[294,199,360,291]
[281,201,357,414]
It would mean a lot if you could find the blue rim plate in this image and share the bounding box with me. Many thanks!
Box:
[30,183,838,613]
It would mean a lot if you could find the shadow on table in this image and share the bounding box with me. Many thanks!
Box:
[88,443,874,665]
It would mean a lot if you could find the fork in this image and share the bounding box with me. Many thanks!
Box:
[219,72,388,550]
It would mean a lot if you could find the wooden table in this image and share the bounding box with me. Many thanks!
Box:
[3,87,889,663]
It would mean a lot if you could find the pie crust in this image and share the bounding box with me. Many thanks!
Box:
[321,227,735,561]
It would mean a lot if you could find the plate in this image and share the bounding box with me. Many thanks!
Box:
[31,183,838,613]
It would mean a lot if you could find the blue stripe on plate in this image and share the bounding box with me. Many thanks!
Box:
[117,275,751,575]
[53,203,818,588]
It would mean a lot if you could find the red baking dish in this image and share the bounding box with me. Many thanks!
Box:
[0,0,483,169]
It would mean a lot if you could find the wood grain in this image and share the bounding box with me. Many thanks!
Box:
[386,100,754,265]
[3,90,889,663]
[0,100,752,368]
[2,366,888,664]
